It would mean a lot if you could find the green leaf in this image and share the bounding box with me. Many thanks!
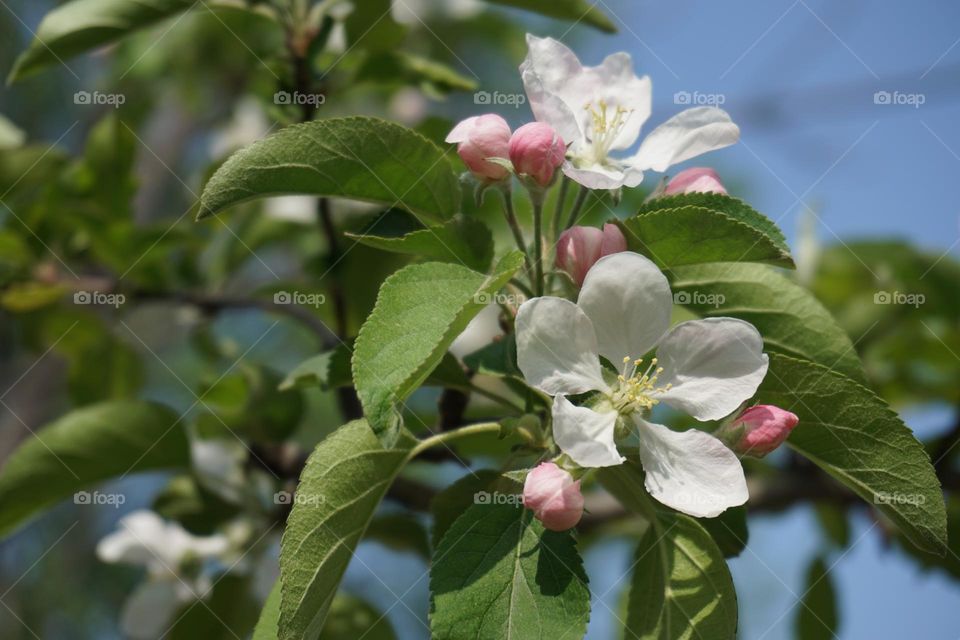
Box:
[353,253,524,446]
[699,505,749,558]
[669,262,866,383]
[365,513,431,559]
[280,348,353,392]
[347,215,495,272]
[253,580,281,640]
[759,353,948,554]
[796,556,839,640]
[484,0,616,33]
[430,503,591,640]
[620,193,793,269]
[279,420,413,640]
[598,464,738,640]
[320,594,397,640]
[170,574,260,639]
[0,400,187,538]
[345,0,405,52]
[430,469,501,547]
[198,117,460,226]
[9,0,196,82]
[357,51,478,94]
[463,334,520,379]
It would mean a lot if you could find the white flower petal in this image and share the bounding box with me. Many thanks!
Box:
[553,395,623,468]
[577,252,673,365]
[636,417,748,517]
[521,35,586,142]
[445,115,480,143]
[587,52,652,151]
[629,107,739,173]
[562,161,644,191]
[120,580,183,640]
[516,297,606,395]
[97,511,168,566]
[657,318,769,421]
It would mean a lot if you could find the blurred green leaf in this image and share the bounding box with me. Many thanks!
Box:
[430,503,591,640]
[152,474,239,535]
[346,215,494,272]
[0,400,187,538]
[365,513,431,559]
[700,505,749,558]
[345,0,406,52]
[170,574,260,640]
[0,114,25,149]
[796,556,839,640]
[353,253,523,446]
[320,594,397,640]
[198,117,461,226]
[814,502,850,548]
[484,0,616,33]
[759,353,947,555]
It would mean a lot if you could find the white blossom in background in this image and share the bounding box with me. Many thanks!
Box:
[520,35,740,190]
[208,97,270,159]
[449,303,503,360]
[97,510,230,639]
[516,252,769,517]
[191,437,248,503]
[391,0,483,25]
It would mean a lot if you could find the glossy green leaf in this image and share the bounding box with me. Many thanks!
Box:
[0,400,187,538]
[279,420,413,640]
[484,0,616,33]
[669,262,865,383]
[759,353,947,554]
[198,117,460,226]
[347,215,495,272]
[599,464,738,640]
[700,505,749,558]
[430,503,591,640]
[620,193,793,269]
[9,0,197,82]
[353,253,524,445]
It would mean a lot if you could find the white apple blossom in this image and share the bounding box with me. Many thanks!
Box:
[97,510,230,639]
[520,35,740,190]
[515,252,769,517]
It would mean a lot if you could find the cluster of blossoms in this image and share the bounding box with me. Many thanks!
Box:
[448,35,800,532]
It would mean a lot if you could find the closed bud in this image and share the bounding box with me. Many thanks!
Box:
[445,114,512,181]
[719,405,799,458]
[523,462,584,531]
[509,122,566,186]
[664,167,727,195]
[556,223,627,287]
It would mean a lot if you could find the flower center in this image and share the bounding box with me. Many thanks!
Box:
[609,356,672,415]
[581,99,633,164]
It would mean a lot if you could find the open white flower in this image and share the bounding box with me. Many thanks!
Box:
[516,252,768,517]
[97,510,230,639]
[520,35,740,190]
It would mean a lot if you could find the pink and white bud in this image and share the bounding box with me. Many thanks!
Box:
[445,114,512,182]
[508,122,565,186]
[664,167,727,195]
[556,223,627,287]
[723,405,799,458]
[523,462,584,531]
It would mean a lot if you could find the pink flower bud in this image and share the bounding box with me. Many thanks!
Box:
[664,167,727,195]
[523,462,584,531]
[445,114,512,181]
[508,122,565,186]
[556,223,627,287]
[725,405,799,458]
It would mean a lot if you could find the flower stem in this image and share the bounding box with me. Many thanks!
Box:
[551,176,570,241]
[532,198,545,296]
[411,422,502,457]
[564,185,590,230]
[499,187,533,277]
